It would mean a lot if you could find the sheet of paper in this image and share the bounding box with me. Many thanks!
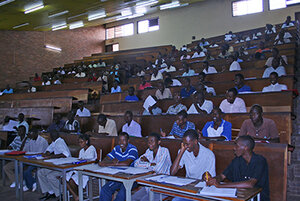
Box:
[199,186,237,197]
[195,181,206,188]
[146,175,195,186]
[44,157,79,165]
[93,167,122,174]
[0,149,10,154]
[120,167,151,175]
[143,95,156,112]
[74,163,99,171]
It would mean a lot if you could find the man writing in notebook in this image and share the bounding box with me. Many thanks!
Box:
[206,135,270,201]
[99,132,138,201]
[170,129,216,201]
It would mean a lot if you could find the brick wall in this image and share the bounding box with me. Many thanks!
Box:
[0,25,105,88]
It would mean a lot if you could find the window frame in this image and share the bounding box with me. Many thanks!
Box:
[137,17,159,34]
[231,0,264,17]
[268,0,300,11]
[105,23,134,40]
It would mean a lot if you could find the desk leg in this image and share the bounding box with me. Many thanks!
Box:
[149,187,154,201]
[62,169,67,201]
[123,180,134,201]
[14,160,19,200]
[88,176,93,201]
[78,171,83,201]
[2,160,5,186]
[19,161,24,201]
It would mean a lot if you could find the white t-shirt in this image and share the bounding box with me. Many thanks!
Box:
[122,120,142,137]
[203,67,217,74]
[76,107,91,117]
[179,143,216,179]
[172,79,182,86]
[23,135,48,153]
[219,97,247,113]
[262,66,286,78]
[229,61,241,71]
[151,72,163,81]
[164,66,176,72]
[187,100,213,114]
[262,83,288,92]
[282,22,294,28]
[45,137,71,157]
[205,86,216,96]
[192,52,205,58]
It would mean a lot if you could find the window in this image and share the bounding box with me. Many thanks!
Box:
[232,0,263,16]
[269,0,300,10]
[105,23,134,39]
[138,18,159,34]
[112,44,119,52]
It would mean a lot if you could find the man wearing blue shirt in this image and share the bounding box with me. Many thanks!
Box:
[125,87,139,102]
[234,74,251,93]
[180,77,196,98]
[99,132,139,201]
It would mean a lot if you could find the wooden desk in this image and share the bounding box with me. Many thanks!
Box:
[137,176,261,201]
[75,164,154,201]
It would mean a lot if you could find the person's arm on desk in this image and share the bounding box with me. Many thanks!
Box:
[98,155,133,167]
[207,174,257,188]
[170,142,187,175]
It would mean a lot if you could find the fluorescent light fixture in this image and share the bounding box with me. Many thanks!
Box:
[52,22,67,31]
[69,21,84,29]
[88,11,106,21]
[0,0,14,7]
[48,10,69,18]
[136,0,158,7]
[45,45,61,52]
[121,9,132,16]
[68,12,87,20]
[135,6,147,14]
[24,2,44,14]
[128,13,144,19]
[13,22,29,29]
[116,15,129,21]
[160,1,180,10]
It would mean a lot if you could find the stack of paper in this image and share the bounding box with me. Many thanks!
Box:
[199,186,237,197]
[44,157,79,165]
[143,96,156,112]
[120,167,151,175]
[146,175,195,186]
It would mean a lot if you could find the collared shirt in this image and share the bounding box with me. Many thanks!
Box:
[238,118,279,139]
[262,66,286,78]
[169,121,195,138]
[18,121,29,134]
[166,103,187,115]
[79,145,97,160]
[281,22,294,28]
[235,85,251,93]
[229,61,241,71]
[219,97,247,113]
[64,120,80,132]
[46,120,65,132]
[182,69,196,77]
[143,107,162,115]
[98,118,118,136]
[45,137,71,157]
[23,135,48,153]
[75,72,86,78]
[134,146,172,174]
[180,55,191,60]
[192,52,205,58]
[111,86,122,93]
[163,66,176,72]
[262,83,287,92]
[187,100,213,114]
[180,86,196,98]
[125,95,139,102]
[223,153,270,201]
[265,56,288,67]
[202,119,232,141]
[122,120,142,137]
[108,143,138,166]
[9,136,30,151]
[205,85,216,96]
[76,107,91,117]
[155,88,172,100]
[151,72,163,81]
[179,143,216,179]
[202,67,217,74]
[171,79,182,86]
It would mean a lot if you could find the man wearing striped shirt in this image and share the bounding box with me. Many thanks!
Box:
[99,132,139,201]
[133,132,172,201]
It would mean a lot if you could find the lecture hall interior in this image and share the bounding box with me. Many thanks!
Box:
[0,0,299,201]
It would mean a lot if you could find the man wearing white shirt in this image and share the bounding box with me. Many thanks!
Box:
[97,114,118,136]
[75,101,91,117]
[150,68,163,81]
[262,57,286,78]
[163,61,176,72]
[265,48,288,67]
[281,16,294,28]
[219,88,247,113]
[202,61,217,74]
[14,113,29,134]
[187,91,213,114]
[262,72,287,93]
[180,51,191,61]
[122,111,142,137]
[228,55,241,71]
[191,49,205,59]
[38,131,71,200]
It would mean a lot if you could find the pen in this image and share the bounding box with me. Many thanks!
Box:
[205,171,208,181]
[72,160,87,165]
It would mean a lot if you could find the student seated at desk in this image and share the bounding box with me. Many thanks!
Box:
[23,129,48,192]
[187,91,213,114]
[53,75,62,85]
[14,113,29,134]
[163,61,176,72]
[46,114,64,133]
[262,57,286,78]
[96,59,106,68]
[63,112,80,133]
[161,110,195,139]
[97,114,118,136]
[42,76,51,86]
[151,68,163,81]
[142,102,162,116]
[202,61,217,74]
[165,73,182,86]
[219,88,247,113]
[133,133,172,201]
[37,131,71,200]
[111,80,122,93]
[238,104,279,143]
[265,24,276,35]
[76,101,91,117]
[180,77,196,98]
[125,87,139,102]
[122,111,142,137]
[171,129,215,201]
[66,134,97,201]
[228,55,241,71]
[182,64,196,77]
[33,73,42,81]
[75,68,86,78]
[155,81,172,100]
[191,47,205,59]
[281,15,295,28]
[166,92,187,115]
[234,73,251,93]
[265,47,288,67]
[138,76,152,90]
[180,51,191,61]
[99,132,138,201]
[201,107,232,141]
[274,28,293,45]
[206,136,270,201]
[262,72,287,92]
[198,72,216,96]
[136,67,145,77]
[4,126,30,188]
